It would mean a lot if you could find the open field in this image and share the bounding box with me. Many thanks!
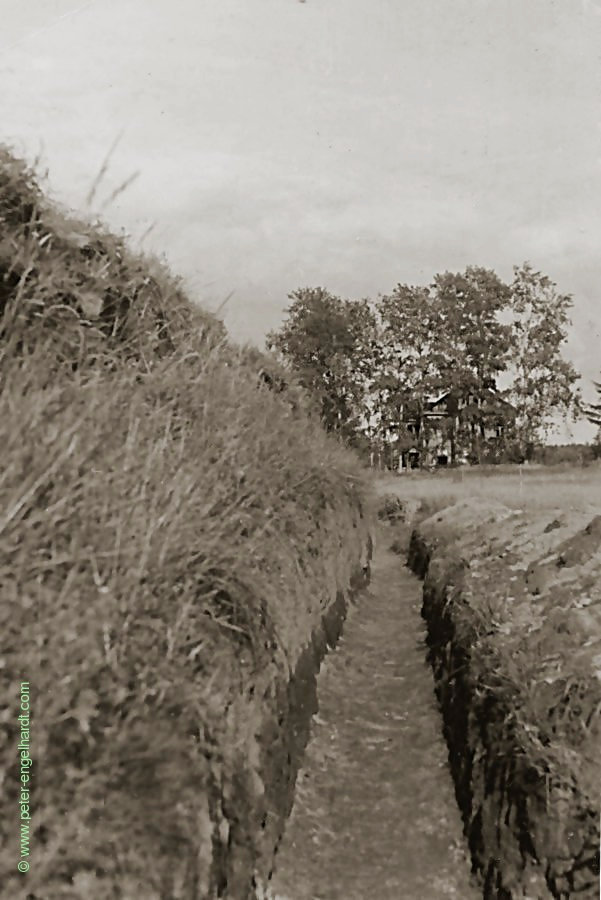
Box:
[376,462,601,515]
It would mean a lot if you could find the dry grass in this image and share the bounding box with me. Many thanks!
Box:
[0,146,373,897]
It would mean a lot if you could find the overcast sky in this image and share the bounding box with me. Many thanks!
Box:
[3,0,600,439]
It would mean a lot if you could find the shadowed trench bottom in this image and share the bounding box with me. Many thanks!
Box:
[267,529,480,900]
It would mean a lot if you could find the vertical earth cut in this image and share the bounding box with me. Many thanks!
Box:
[408,499,601,899]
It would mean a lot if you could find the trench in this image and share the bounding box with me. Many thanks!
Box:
[267,528,480,900]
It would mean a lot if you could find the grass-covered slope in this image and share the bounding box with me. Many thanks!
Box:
[0,147,373,898]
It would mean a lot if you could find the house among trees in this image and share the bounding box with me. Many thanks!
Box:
[269,270,580,470]
[396,383,517,469]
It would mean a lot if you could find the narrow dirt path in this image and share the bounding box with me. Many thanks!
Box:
[268,529,480,900]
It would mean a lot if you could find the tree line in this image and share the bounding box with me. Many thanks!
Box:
[267,263,583,466]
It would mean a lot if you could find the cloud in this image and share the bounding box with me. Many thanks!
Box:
[1,0,598,416]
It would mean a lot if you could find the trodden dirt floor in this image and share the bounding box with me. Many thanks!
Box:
[268,528,481,900]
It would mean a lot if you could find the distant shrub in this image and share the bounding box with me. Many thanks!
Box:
[530,443,597,466]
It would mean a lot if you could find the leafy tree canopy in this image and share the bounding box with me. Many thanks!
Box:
[267,287,377,437]
[507,263,581,452]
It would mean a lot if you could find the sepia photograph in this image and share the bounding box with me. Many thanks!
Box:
[2,1,600,897]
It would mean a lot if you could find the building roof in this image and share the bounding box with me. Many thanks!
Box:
[427,386,515,412]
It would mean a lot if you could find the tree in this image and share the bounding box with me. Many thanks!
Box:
[591,427,601,461]
[266,287,376,440]
[376,268,515,464]
[432,267,512,383]
[430,267,514,463]
[376,284,442,462]
[506,263,581,455]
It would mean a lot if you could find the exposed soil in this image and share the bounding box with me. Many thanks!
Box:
[268,528,479,900]
[221,566,371,899]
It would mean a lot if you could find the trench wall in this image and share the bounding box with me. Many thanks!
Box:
[407,499,601,899]
[219,550,372,900]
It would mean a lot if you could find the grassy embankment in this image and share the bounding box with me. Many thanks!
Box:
[0,147,373,898]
